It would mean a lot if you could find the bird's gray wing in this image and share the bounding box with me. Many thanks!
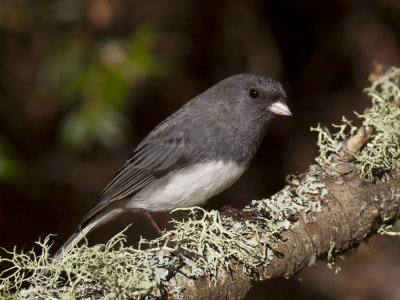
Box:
[79,126,190,226]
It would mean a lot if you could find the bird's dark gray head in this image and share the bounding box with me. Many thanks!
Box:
[182,74,291,163]
[195,74,291,124]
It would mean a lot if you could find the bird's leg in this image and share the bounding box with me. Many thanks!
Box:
[142,209,163,236]
[141,210,204,260]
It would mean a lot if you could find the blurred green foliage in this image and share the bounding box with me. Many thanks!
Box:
[0,0,83,31]
[0,0,167,153]
[38,26,166,151]
[0,135,23,184]
[0,0,168,188]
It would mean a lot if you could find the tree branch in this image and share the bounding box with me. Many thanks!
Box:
[2,66,400,299]
[167,65,400,298]
[174,138,400,299]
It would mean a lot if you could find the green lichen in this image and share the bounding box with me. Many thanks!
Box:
[12,67,400,298]
[377,224,400,237]
[0,165,325,299]
[3,66,398,297]
[376,187,400,237]
[311,67,400,181]
[1,229,179,299]
[326,239,342,274]
[246,165,324,223]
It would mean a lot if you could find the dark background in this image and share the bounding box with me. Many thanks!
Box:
[1,0,400,299]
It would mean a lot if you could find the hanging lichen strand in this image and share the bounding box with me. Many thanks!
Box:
[312,67,400,181]
[2,67,400,298]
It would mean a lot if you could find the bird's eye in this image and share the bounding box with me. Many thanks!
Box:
[249,88,259,99]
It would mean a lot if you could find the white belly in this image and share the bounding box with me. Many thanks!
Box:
[129,160,245,211]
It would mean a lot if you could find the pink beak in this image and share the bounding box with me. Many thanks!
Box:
[268,99,292,116]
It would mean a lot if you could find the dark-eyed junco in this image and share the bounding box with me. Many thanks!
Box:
[56,74,291,258]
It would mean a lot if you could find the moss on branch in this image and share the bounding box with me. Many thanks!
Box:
[1,67,400,299]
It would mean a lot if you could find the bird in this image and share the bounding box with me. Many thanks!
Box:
[55,74,291,258]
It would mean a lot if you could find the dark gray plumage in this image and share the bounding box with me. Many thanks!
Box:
[55,74,291,258]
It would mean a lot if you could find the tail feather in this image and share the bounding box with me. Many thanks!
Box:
[54,221,97,260]
[54,206,126,260]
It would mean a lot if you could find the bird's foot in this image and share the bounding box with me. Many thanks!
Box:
[220,205,261,223]
[163,239,205,261]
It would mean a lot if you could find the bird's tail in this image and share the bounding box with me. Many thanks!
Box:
[54,220,98,260]
[54,207,125,260]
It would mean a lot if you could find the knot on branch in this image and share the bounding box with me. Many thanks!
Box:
[338,125,373,161]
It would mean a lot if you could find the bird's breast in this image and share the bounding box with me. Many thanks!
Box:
[130,160,247,211]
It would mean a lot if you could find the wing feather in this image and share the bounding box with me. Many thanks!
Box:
[79,128,190,226]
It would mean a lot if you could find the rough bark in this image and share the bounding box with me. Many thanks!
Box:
[171,164,400,299]
[5,66,399,300]
[166,66,400,299]
[133,83,398,300]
